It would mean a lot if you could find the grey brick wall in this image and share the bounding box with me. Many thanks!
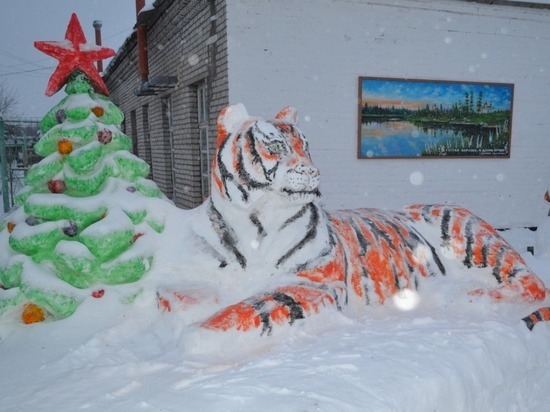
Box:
[105,0,229,209]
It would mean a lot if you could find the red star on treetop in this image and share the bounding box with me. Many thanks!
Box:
[34,13,115,97]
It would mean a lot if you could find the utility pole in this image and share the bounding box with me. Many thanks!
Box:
[93,20,104,73]
[0,117,9,213]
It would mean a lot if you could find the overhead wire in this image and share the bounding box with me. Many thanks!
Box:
[0,23,134,84]
[0,49,52,78]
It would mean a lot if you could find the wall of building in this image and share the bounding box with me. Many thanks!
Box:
[225,0,550,228]
[105,0,229,209]
[105,32,176,199]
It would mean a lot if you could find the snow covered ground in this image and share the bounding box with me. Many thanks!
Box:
[0,204,549,412]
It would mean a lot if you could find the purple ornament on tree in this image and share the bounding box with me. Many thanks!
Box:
[127,186,137,193]
[25,216,38,226]
[62,221,78,237]
[98,129,113,144]
[56,109,67,123]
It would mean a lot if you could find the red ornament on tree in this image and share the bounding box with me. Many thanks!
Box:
[48,180,67,194]
[34,13,115,97]
[133,232,145,242]
[91,289,105,299]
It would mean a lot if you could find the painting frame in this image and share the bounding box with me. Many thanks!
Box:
[357,76,514,159]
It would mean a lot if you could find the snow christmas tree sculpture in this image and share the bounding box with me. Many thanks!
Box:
[0,14,167,324]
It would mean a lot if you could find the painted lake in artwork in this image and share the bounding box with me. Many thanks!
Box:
[359,119,509,158]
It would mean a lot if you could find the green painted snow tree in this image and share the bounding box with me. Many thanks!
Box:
[0,14,167,324]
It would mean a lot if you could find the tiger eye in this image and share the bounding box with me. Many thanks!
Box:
[267,142,284,154]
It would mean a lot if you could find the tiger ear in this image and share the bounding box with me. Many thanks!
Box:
[217,103,249,146]
[275,106,299,125]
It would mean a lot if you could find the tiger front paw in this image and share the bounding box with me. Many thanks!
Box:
[200,286,336,335]
[468,276,546,303]
[201,301,261,332]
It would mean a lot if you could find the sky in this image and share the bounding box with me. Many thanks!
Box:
[1,0,549,119]
[362,78,513,111]
[0,0,138,119]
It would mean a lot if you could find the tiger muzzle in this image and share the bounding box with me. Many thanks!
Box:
[284,165,321,192]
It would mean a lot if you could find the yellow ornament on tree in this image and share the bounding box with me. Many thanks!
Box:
[21,303,46,324]
[58,138,73,155]
[91,106,104,117]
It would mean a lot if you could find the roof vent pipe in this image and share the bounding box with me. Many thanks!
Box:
[136,0,145,18]
[136,0,149,84]
[92,20,104,73]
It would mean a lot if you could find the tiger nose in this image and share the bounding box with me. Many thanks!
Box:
[294,164,320,188]
[295,164,320,177]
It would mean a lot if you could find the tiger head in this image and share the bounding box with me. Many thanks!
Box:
[211,103,321,210]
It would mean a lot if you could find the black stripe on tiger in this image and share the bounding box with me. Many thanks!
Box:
[273,292,305,324]
[507,266,522,279]
[385,218,409,250]
[236,142,271,191]
[522,307,550,331]
[246,129,265,168]
[216,135,237,200]
[216,135,251,202]
[282,188,322,197]
[428,241,446,276]
[294,223,337,273]
[440,207,452,244]
[249,213,266,239]
[463,218,474,268]
[280,204,309,231]
[361,215,396,251]
[385,211,444,277]
[372,211,406,251]
[492,246,505,283]
[421,205,435,223]
[207,202,247,268]
[480,243,489,267]
[244,128,281,183]
[348,215,370,256]
[392,261,401,291]
[333,284,346,309]
[249,299,271,335]
[409,226,447,276]
[250,292,306,336]
[276,203,319,268]
[361,266,371,305]
[341,246,350,307]
[257,311,272,336]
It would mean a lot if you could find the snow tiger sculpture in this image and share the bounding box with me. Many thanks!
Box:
[188,103,549,334]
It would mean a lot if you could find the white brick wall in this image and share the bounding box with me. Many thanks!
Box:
[226,0,550,228]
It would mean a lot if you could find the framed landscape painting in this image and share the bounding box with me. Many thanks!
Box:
[357,77,514,159]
